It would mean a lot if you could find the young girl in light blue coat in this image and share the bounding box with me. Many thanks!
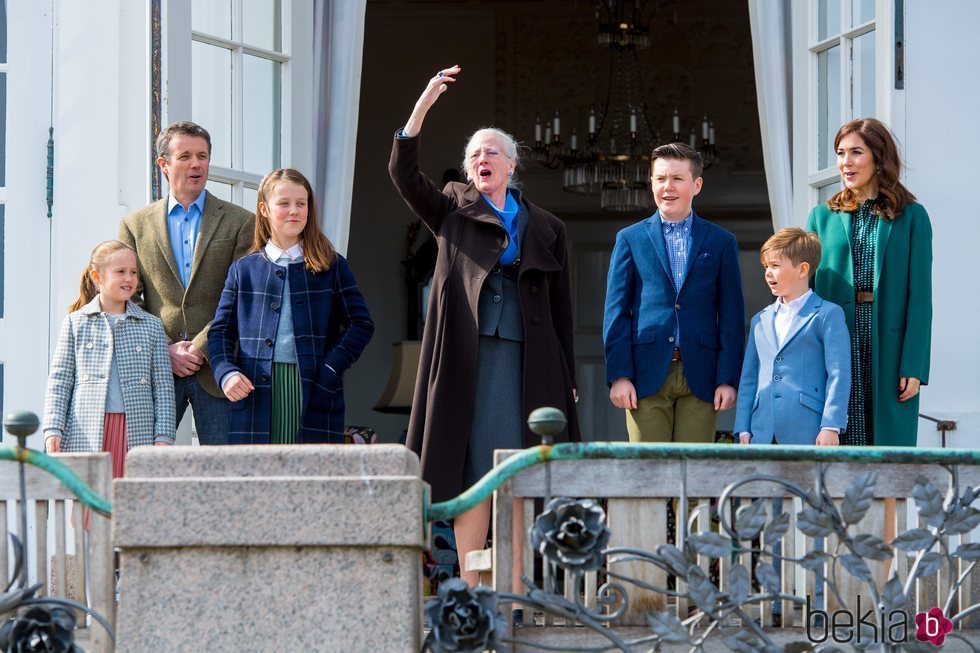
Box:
[43,240,175,477]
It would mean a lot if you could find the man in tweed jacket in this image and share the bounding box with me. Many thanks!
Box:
[119,121,254,444]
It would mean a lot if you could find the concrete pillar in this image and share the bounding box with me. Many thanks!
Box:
[113,445,424,652]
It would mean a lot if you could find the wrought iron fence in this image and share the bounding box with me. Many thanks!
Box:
[423,408,980,653]
[0,412,114,653]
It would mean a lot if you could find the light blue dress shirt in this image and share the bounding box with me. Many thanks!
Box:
[661,212,693,348]
[167,190,206,287]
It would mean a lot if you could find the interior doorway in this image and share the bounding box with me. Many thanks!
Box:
[347,0,776,441]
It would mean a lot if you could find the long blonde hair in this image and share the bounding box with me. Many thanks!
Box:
[69,240,137,313]
[251,168,336,273]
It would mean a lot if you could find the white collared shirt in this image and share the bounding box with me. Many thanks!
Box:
[265,241,304,265]
[773,289,813,349]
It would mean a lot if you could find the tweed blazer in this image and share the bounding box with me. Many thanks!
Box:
[119,191,254,397]
[43,298,176,452]
[209,251,374,443]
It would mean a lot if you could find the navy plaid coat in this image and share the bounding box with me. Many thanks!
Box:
[209,251,374,443]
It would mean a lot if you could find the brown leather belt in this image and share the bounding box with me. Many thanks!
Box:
[671,348,682,361]
[856,291,874,304]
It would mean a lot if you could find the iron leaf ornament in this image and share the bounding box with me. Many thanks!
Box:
[423,446,980,651]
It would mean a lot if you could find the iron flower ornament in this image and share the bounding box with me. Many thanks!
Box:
[531,497,611,572]
[0,606,82,653]
[425,578,504,653]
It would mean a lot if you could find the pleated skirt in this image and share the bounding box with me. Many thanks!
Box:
[271,362,301,444]
[102,412,127,479]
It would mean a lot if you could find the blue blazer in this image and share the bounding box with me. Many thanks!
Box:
[209,251,374,444]
[603,211,745,402]
[734,292,851,445]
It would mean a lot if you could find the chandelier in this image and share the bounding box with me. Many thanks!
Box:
[530,0,717,212]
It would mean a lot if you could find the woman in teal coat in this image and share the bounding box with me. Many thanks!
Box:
[807,118,932,447]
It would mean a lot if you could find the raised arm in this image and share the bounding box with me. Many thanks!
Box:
[389,66,462,232]
[402,65,460,138]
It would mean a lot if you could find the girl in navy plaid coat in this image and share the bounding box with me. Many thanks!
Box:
[209,169,374,444]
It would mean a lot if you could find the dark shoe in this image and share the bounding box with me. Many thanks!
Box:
[512,609,524,628]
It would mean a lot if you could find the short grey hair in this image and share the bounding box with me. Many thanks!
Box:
[461,127,521,187]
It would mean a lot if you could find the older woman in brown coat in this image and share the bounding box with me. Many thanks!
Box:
[389,65,580,586]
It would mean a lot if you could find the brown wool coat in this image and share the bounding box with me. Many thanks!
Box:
[390,134,580,503]
[119,191,255,397]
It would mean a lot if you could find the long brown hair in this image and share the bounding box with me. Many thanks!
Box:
[827,118,916,219]
[251,168,336,273]
[69,240,137,313]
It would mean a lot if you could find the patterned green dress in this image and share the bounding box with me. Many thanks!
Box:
[842,200,878,446]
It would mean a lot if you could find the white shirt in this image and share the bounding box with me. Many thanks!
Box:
[773,289,813,349]
[265,241,304,264]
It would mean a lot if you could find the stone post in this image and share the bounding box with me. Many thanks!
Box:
[113,445,424,652]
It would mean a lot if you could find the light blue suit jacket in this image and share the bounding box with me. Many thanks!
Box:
[734,292,851,445]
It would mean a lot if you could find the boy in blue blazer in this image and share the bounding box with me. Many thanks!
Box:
[735,227,851,445]
[604,143,745,442]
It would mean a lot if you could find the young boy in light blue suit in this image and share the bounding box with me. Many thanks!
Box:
[735,227,851,446]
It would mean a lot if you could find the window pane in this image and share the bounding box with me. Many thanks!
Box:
[0,205,4,318]
[192,0,232,39]
[0,73,5,187]
[818,182,840,204]
[851,0,875,27]
[192,42,232,169]
[817,46,841,169]
[852,31,876,120]
[243,0,282,52]
[817,0,840,40]
[206,180,232,202]
[243,186,258,214]
[0,0,7,63]
[243,54,282,173]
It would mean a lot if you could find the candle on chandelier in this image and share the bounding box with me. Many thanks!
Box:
[534,115,542,143]
[709,122,716,145]
[553,111,561,138]
[629,109,638,134]
[689,129,696,149]
[672,109,680,135]
[588,108,596,135]
[545,126,553,143]
[702,116,709,140]
[570,130,578,151]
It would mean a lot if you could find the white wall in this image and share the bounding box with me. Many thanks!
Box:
[2,1,149,447]
[902,1,980,448]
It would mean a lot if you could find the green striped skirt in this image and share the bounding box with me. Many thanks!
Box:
[271,362,301,444]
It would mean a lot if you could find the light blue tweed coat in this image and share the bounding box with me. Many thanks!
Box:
[43,297,176,451]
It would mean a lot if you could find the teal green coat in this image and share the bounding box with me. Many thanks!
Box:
[806,202,932,446]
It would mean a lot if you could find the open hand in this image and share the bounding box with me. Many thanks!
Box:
[402,65,460,138]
